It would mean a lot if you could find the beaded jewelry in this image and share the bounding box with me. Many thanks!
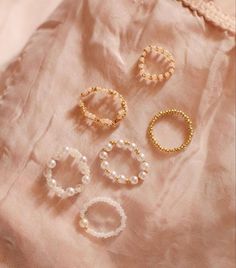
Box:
[79,197,127,239]
[99,139,149,184]
[138,45,175,83]
[147,109,193,152]
[79,87,128,128]
[43,146,91,198]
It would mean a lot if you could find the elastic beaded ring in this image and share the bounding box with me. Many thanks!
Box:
[99,139,149,184]
[138,45,175,83]
[147,109,193,153]
[79,87,128,128]
[79,197,127,239]
[43,146,91,198]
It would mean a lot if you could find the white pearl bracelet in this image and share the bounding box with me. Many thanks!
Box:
[43,146,91,198]
[79,197,127,239]
[99,139,149,185]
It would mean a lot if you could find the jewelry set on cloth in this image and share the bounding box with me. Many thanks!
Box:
[43,45,193,239]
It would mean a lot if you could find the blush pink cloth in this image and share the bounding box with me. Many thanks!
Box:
[0,0,235,267]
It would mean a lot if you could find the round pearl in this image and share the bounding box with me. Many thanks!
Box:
[118,175,126,184]
[99,151,108,160]
[130,176,139,184]
[47,178,57,188]
[101,161,109,170]
[79,218,88,228]
[139,171,147,180]
[141,161,149,171]
[64,146,70,152]
[128,143,137,151]
[137,153,145,162]
[117,139,125,148]
[82,175,90,184]
[47,159,56,169]
[109,170,117,180]
[66,187,75,196]
[104,143,113,151]
[80,156,87,163]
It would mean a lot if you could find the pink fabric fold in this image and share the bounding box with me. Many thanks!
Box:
[0,0,235,267]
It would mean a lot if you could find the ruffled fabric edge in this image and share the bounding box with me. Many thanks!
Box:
[177,0,235,34]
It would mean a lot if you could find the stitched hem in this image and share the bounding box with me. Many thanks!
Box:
[177,0,235,34]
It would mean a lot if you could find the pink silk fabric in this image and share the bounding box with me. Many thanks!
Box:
[0,0,235,267]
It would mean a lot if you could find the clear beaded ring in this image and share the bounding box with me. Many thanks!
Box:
[43,146,91,198]
[79,197,127,239]
[138,45,175,83]
[99,139,149,185]
[79,86,128,128]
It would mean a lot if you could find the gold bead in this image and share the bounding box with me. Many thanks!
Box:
[139,56,145,63]
[158,74,164,81]
[164,72,170,79]
[169,68,175,74]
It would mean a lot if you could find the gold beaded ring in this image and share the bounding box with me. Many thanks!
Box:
[138,45,175,83]
[79,87,128,128]
[147,109,193,153]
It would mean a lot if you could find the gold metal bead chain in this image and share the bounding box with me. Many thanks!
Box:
[147,109,193,152]
[138,45,175,83]
[79,86,128,128]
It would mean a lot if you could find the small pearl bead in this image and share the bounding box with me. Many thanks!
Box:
[82,175,90,184]
[79,218,88,228]
[80,156,87,163]
[117,139,125,148]
[130,176,139,184]
[64,146,70,152]
[141,161,149,171]
[139,171,147,180]
[128,143,137,151]
[101,161,109,170]
[47,159,56,169]
[66,187,75,196]
[137,153,145,162]
[118,175,126,184]
[109,170,117,180]
[47,178,57,187]
[99,151,108,160]
[104,143,113,152]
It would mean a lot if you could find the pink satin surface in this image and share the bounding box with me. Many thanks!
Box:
[0,0,235,267]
